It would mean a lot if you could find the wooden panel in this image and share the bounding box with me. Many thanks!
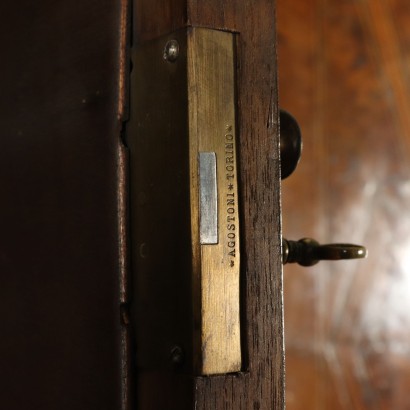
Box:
[135,0,186,42]
[278,0,410,408]
[0,0,129,409]
[132,0,284,408]
[191,6,283,409]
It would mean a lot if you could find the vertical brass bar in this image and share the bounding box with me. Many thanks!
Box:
[188,28,241,375]
[129,28,241,385]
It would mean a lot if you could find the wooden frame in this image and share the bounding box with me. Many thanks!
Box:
[0,0,284,408]
[129,1,285,408]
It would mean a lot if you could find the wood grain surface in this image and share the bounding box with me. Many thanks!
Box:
[132,1,284,409]
[0,0,128,409]
[278,0,410,408]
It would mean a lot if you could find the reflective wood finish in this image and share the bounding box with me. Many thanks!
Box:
[278,0,410,408]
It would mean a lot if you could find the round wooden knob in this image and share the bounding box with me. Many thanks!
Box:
[280,109,302,179]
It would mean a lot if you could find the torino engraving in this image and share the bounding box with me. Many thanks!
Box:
[224,125,237,267]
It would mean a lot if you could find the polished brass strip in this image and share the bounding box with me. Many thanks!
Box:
[188,28,241,375]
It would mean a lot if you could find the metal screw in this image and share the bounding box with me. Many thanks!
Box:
[170,345,184,366]
[163,40,179,62]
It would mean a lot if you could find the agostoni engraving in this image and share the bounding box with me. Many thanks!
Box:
[225,125,238,266]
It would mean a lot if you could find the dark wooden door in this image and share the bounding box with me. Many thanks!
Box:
[0,1,128,409]
[0,1,284,409]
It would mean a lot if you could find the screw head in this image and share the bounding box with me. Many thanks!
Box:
[163,40,179,62]
[170,345,184,366]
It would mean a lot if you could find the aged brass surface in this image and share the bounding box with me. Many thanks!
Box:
[188,29,241,375]
[128,28,241,378]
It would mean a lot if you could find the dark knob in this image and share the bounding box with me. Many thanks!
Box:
[283,238,367,266]
[280,109,302,179]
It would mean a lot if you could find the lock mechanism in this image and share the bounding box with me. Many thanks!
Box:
[280,110,368,266]
[127,27,241,377]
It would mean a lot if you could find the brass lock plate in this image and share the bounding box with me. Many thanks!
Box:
[128,28,241,376]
